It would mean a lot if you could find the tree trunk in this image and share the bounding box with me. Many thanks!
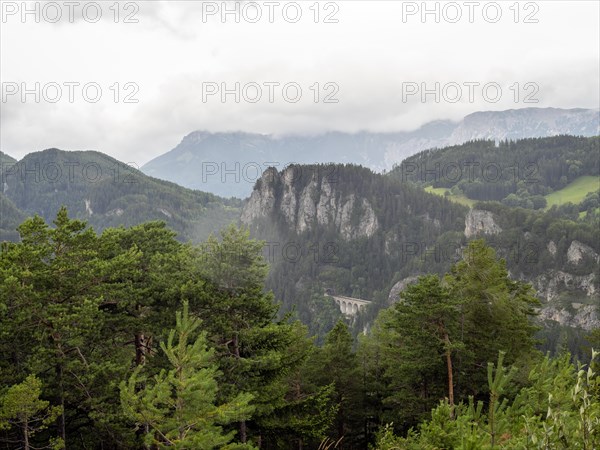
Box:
[57,363,66,447]
[444,332,455,417]
[135,333,149,366]
[337,400,344,440]
[22,419,29,450]
[232,333,247,443]
[134,333,151,448]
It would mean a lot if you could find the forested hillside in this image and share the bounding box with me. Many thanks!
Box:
[0,149,241,242]
[240,164,468,337]
[1,210,597,449]
[240,157,598,354]
[2,141,597,352]
[392,136,599,209]
[0,140,597,448]
[0,152,16,166]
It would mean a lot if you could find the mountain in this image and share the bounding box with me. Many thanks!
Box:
[448,108,600,144]
[0,151,16,165]
[141,108,600,198]
[0,193,26,242]
[2,139,597,351]
[240,139,599,349]
[0,148,241,243]
[240,163,469,336]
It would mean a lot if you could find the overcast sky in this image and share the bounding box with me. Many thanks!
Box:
[1,0,599,165]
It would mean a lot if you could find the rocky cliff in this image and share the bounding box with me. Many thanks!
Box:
[462,209,599,331]
[464,209,503,238]
[241,166,379,239]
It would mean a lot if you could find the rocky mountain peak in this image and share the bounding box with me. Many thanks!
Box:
[241,166,379,239]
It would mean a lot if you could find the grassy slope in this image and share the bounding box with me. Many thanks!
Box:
[426,176,600,210]
[424,186,477,207]
[544,176,600,208]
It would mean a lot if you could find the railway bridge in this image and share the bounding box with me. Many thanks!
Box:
[324,289,371,316]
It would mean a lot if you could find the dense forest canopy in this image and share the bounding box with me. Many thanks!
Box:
[0,210,598,449]
[391,136,599,210]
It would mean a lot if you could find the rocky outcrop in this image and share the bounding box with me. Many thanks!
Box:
[538,304,599,331]
[567,240,600,265]
[532,270,597,301]
[464,209,502,238]
[388,276,419,304]
[240,168,277,224]
[84,199,93,216]
[528,270,599,331]
[241,167,379,239]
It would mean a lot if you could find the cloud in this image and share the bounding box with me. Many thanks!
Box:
[1,1,598,164]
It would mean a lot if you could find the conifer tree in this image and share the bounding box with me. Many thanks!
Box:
[120,301,255,449]
[0,375,63,450]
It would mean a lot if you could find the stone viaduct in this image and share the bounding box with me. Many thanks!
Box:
[324,289,371,316]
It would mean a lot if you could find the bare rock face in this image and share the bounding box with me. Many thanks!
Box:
[388,276,419,304]
[573,305,600,331]
[528,270,600,331]
[547,240,557,256]
[464,209,502,238]
[240,168,277,223]
[567,240,600,265]
[241,167,379,239]
[532,271,597,301]
[538,304,599,332]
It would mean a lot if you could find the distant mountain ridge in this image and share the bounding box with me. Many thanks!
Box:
[0,148,241,243]
[142,107,600,198]
[0,151,16,165]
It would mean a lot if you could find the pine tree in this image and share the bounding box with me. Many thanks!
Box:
[0,208,112,445]
[0,375,63,450]
[184,225,315,445]
[120,301,255,449]
[447,239,540,398]
[379,275,462,429]
[303,320,362,445]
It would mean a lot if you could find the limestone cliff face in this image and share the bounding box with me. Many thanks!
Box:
[241,166,379,239]
[387,276,419,305]
[538,304,599,331]
[240,168,278,224]
[464,209,502,238]
[567,240,600,265]
[529,270,599,331]
[388,269,599,331]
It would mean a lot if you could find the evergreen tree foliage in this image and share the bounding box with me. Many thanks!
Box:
[120,301,255,449]
[0,375,63,450]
